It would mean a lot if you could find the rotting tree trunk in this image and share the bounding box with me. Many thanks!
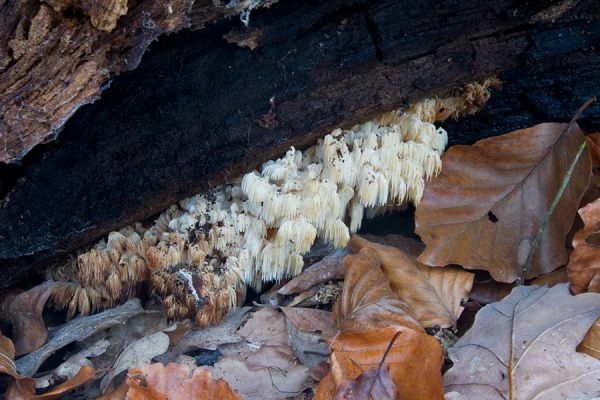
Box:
[0,0,599,291]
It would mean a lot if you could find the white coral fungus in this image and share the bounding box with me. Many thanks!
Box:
[47,79,498,326]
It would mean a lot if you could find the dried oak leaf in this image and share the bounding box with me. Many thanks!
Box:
[444,284,600,399]
[568,197,600,294]
[126,362,239,400]
[316,248,444,400]
[578,317,600,360]
[416,112,592,283]
[0,281,63,356]
[352,235,474,328]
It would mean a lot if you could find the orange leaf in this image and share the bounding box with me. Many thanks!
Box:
[352,235,474,328]
[568,197,600,293]
[316,248,444,400]
[416,115,592,283]
[126,363,239,400]
[315,326,444,400]
[333,247,421,333]
[0,282,62,356]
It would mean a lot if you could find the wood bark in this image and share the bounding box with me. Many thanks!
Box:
[0,0,599,291]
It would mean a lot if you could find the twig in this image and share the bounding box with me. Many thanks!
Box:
[519,140,587,283]
[368,329,403,397]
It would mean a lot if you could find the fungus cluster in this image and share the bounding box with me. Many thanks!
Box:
[46,79,498,327]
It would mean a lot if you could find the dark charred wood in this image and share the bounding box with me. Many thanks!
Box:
[0,0,599,291]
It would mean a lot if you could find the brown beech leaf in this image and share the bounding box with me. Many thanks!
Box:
[416,109,592,283]
[0,281,62,356]
[315,326,444,400]
[333,247,422,332]
[316,248,444,400]
[444,284,600,399]
[352,235,474,328]
[333,365,399,400]
[125,363,239,400]
[568,197,600,294]
[578,317,600,360]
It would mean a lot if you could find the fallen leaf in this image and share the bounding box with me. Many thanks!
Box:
[0,281,62,356]
[281,307,336,367]
[210,307,311,399]
[333,365,399,400]
[0,331,96,400]
[54,338,109,380]
[416,109,592,282]
[211,357,309,400]
[0,332,37,399]
[156,307,251,364]
[578,317,600,360]
[443,284,600,399]
[316,248,444,400]
[126,362,239,400]
[100,331,170,392]
[278,248,349,295]
[315,326,444,400]
[333,247,422,332]
[568,197,600,293]
[16,299,144,377]
[352,235,474,328]
[21,366,96,400]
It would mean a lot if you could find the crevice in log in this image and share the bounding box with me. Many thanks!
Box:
[0,0,599,292]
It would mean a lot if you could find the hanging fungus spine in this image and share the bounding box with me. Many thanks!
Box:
[46,79,499,327]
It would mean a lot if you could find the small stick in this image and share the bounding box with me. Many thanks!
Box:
[520,140,587,283]
[368,329,403,396]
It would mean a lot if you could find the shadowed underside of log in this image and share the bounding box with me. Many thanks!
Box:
[0,0,599,291]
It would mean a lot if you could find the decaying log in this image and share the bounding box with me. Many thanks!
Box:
[0,0,278,163]
[0,0,599,290]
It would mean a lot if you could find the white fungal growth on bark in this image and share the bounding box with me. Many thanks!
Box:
[46,79,499,325]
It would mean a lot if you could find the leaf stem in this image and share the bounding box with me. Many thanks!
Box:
[519,140,588,283]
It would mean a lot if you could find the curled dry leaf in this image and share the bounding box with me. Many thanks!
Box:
[578,317,600,360]
[444,284,600,399]
[100,331,170,392]
[0,281,63,356]
[0,331,96,400]
[316,248,444,400]
[416,110,592,282]
[126,362,239,400]
[333,247,421,332]
[352,235,474,328]
[277,248,348,295]
[568,197,600,293]
[16,299,144,377]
